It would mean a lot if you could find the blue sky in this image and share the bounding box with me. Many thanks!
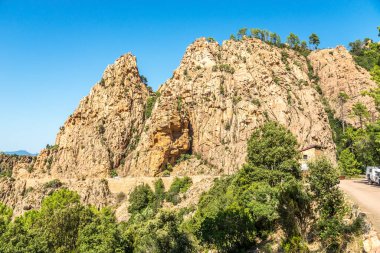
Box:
[0,0,379,153]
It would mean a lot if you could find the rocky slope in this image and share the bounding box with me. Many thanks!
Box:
[308,46,378,126]
[123,38,336,176]
[31,54,150,179]
[3,37,376,217]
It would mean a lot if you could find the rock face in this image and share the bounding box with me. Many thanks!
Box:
[0,177,113,217]
[124,38,336,176]
[308,46,378,126]
[0,154,34,178]
[32,54,150,179]
[6,38,377,217]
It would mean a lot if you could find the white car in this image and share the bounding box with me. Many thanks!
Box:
[366,166,380,185]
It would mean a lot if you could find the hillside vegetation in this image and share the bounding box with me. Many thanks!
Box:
[1,27,380,252]
[0,122,365,252]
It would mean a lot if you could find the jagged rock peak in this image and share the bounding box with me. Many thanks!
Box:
[101,53,143,87]
[125,37,336,176]
[29,53,150,179]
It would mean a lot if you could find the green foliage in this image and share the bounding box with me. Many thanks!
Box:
[140,75,148,85]
[145,92,160,119]
[177,96,183,112]
[176,153,192,163]
[308,158,364,251]
[282,236,309,253]
[77,207,121,253]
[0,164,12,178]
[370,65,380,111]
[338,149,361,177]
[308,33,320,49]
[206,37,215,42]
[349,32,380,71]
[352,102,370,128]
[43,179,62,189]
[216,64,235,74]
[109,169,118,178]
[247,121,300,176]
[189,121,310,252]
[0,202,12,235]
[154,179,166,204]
[125,210,193,253]
[249,28,281,46]
[287,33,300,49]
[128,184,155,214]
[237,28,247,39]
[166,177,192,205]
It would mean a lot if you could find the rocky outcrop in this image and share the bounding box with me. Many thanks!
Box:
[308,46,378,126]
[0,177,113,216]
[0,154,34,179]
[124,38,336,176]
[31,54,150,179]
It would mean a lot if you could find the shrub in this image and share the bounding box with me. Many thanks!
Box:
[145,95,158,119]
[116,192,126,203]
[166,177,192,204]
[109,169,118,178]
[128,184,155,214]
[43,179,63,189]
[176,154,192,163]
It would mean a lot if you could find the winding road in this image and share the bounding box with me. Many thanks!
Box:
[339,179,380,233]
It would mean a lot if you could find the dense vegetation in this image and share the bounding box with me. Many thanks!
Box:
[0,122,364,252]
[332,27,380,176]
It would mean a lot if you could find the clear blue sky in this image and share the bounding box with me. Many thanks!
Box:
[1,0,379,153]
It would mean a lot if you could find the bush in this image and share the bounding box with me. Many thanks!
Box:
[145,92,160,119]
[166,177,192,204]
[43,179,63,189]
[128,184,155,214]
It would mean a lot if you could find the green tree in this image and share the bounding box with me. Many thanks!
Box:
[38,189,82,252]
[349,40,364,56]
[140,75,148,85]
[352,102,370,128]
[287,33,300,49]
[128,184,155,214]
[237,28,247,40]
[338,149,362,177]
[250,28,260,39]
[301,40,308,51]
[308,33,320,49]
[269,32,281,45]
[166,177,192,204]
[77,207,121,253]
[308,158,364,251]
[125,210,193,253]
[247,121,300,176]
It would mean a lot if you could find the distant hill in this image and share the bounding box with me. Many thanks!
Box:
[1,150,37,156]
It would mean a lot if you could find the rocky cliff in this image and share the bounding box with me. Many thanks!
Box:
[308,46,378,126]
[3,37,376,217]
[123,38,336,176]
[31,54,150,179]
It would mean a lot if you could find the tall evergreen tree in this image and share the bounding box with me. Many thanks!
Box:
[308,33,320,49]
